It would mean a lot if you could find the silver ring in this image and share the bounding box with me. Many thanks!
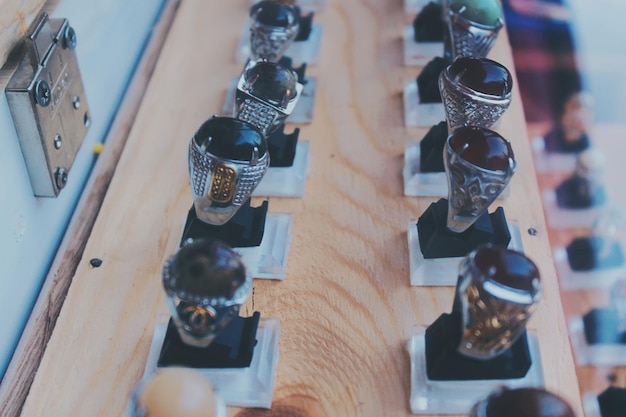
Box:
[439,57,512,131]
[188,117,269,225]
[444,126,516,233]
[162,239,253,348]
[249,0,300,62]
[455,246,541,360]
[444,1,503,59]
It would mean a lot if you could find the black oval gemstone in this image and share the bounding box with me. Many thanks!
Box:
[448,57,512,97]
[172,239,246,299]
[485,388,575,417]
[194,117,267,161]
[244,61,298,106]
[250,1,298,28]
[449,126,514,171]
[474,246,540,292]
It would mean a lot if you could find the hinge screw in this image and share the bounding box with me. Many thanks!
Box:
[34,80,51,107]
[54,167,68,190]
[53,134,62,149]
[63,26,77,49]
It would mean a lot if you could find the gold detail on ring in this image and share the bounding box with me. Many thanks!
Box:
[209,163,237,203]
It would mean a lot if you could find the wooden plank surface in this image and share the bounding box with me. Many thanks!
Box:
[0,2,180,416]
[0,0,46,68]
[17,1,583,416]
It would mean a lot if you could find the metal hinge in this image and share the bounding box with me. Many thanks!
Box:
[5,12,90,197]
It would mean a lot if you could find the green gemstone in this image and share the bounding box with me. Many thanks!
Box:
[449,0,503,27]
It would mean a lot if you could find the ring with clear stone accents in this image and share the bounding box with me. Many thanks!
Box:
[188,116,269,226]
[249,0,300,62]
[235,60,302,137]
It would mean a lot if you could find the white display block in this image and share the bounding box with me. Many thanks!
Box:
[250,0,328,13]
[404,81,446,127]
[408,219,523,286]
[531,137,580,173]
[408,327,544,414]
[543,189,605,229]
[583,393,602,417]
[569,317,626,366]
[553,246,626,290]
[403,141,447,197]
[236,22,323,66]
[253,142,310,198]
[403,141,510,198]
[404,0,434,14]
[223,77,317,124]
[236,213,292,280]
[403,26,443,67]
[144,318,280,409]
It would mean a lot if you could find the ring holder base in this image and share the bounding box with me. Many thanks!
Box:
[158,314,260,368]
[404,139,511,198]
[408,201,523,286]
[408,325,544,414]
[236,22,323,66]
[253,141,310,198]
[267,124,300,168]
[531,136,589,173]
[583,387,626,417]
[425,313,532,380]
[553,239,626,290]
[543,188,606,229]
[404,0,434,13]
[181,202,292,280]
[181,199,267,248]
[583,389,626,417]
[235,213,292,280]
[223,77,317,125]
[404,81,445,127]
[144,316,280,409]
[417,199,512,259]
[403,26,443,67]
[569,310,626,366]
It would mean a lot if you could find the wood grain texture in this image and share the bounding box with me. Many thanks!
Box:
[17,1,583,416]
[0,0,46,68]
[0,2,179,417]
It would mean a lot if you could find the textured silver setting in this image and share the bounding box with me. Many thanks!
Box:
[249,3,300,62]
[162,239,253,348]
[455,247,541,360]
[189,134,269,226]
[235,61,302,137]
[439,65,512,131]
[444,5,503,59]
[444,135,516,233]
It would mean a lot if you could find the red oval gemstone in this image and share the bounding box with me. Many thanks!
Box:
[448,57,512,97]
[449,126,514,171]
[474,246,540,292]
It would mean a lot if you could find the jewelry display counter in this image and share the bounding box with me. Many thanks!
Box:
[11,0,583,416]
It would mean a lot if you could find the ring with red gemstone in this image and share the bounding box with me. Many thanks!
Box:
[443,0,504,59]
[189,116,269,226]
[455,246,542,360]
[162,238,253,348]
[235,60,302,138]
[439,56,512,131]
[444,126,516,233]
[249,0,300,62]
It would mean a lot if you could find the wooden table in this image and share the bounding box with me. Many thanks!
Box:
[15,1,584,415]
